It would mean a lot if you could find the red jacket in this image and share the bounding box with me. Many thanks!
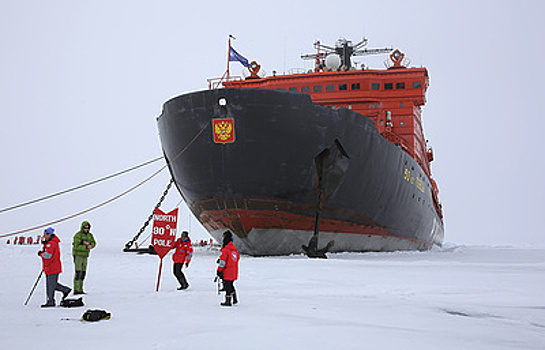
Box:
[217,241,239,281]
[172,238,193,264]
[39,235,62,275]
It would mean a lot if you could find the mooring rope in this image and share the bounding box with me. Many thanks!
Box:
[0,119,211,239]
[0,157,164,214]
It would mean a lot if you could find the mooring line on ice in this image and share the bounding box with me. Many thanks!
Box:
[0,165,167,238]
[0,119,212,239]
[0,156,164,215]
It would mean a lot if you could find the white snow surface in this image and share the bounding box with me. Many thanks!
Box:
[1,241,544,350]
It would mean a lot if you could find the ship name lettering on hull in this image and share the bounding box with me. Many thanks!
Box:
[404,168,425,193]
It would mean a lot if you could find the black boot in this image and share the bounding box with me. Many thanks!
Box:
[232,292,238,305]
[62,288,72,300]
[177,283,189,290]
[220,295,232,307]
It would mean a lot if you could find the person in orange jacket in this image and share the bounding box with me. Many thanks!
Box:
[38,227,71,307]
[172,231,193,290]
[216,230,239,306]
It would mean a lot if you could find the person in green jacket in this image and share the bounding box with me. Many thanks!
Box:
[72,221,96,294]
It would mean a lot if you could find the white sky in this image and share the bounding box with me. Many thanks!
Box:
[1,0,544,248]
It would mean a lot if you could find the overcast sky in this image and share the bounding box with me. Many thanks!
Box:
[1,0,543,248]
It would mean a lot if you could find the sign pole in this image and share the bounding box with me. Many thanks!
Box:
[156,258,163,292]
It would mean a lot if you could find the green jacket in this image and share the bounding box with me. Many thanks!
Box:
[72,221,97,257]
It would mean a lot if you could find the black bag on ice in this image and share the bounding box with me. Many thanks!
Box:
[81,309,111,322]
[60,297,84,308]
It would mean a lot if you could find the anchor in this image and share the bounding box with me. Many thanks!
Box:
[303,139,349,258]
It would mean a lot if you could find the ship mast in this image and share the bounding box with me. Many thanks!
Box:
[302,38,393,70]
[209,35,236,89]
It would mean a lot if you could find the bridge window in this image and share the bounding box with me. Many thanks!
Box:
[326,84,335,91]
[413,81,422,88]
[301,86,310,93]
[384,83,393,90]
[339,84,347,91]
[313,86,322,92]
[396,82,405,89]
[289,87,298,92]
[371,83,379,90]
[351,83,360,90]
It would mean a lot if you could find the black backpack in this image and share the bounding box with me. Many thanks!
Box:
[60,297,84,308]
[81,309,111,322]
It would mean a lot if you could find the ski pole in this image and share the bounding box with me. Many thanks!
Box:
[24,270,44,306]
[214,276,220,294]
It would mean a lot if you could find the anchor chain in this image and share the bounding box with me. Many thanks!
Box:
[123,178,175,251]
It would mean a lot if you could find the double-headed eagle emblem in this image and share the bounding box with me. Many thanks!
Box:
[212,118,235,144]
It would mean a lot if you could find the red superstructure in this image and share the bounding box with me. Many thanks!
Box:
[211,39,441,217]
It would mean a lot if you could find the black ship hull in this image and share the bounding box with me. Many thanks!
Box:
[157,88,444,255]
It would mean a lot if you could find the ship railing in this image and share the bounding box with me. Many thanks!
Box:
[384,56,411,69]
[287,68,307,75]
[207,75,243,90]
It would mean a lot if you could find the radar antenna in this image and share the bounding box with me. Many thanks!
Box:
[301,37,392,71]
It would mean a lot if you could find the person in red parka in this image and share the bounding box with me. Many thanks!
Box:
[217,230,239,306]
[172,231,193,290]
[38,227,71,307]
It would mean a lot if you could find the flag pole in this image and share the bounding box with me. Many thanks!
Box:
[227,35,233,80]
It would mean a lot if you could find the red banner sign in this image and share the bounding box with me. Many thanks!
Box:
[152,207,178,292]
[212,118,236,144]
[151,207,178,259]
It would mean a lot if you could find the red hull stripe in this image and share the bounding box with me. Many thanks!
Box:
[200,209,432,245]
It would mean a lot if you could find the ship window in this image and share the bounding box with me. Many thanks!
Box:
[289,87,298,92]
[396,82,405,89]
[377,103,381,108]
[384,83,393,90]
[371,104,375,108]
[371,83,379,90]
[351,83,360,90]
[313,85,322,92]
[326,84,335,91]
[339,84,347,91]
[400,102,404,107]
[301,86,310,93]
[413,81,422,88]
[400,122,404,126]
